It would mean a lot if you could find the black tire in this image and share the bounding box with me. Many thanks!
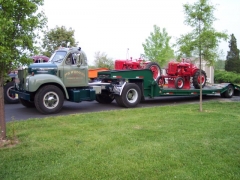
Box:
[19,98,35,108]
[4,81,19,104]
[120,83,141,108]
[145,62,161,80]
[95,91,114,104]
[193,70,207,89]
[221,84,234,98]
[175,77,184,89]
[114,95,124,107]
[34,85,64,114]
[156,76,165,86]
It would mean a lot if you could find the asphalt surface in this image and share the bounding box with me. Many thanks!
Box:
[4,95,240,122]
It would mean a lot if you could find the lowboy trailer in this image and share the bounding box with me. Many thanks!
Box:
[96,69,240,108]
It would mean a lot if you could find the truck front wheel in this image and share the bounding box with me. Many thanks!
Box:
[34,85,64,114]
[120,83,141,108]
[19,98,35,108]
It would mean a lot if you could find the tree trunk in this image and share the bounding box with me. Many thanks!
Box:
[0,74,6,139]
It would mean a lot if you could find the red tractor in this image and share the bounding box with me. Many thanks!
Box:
[114,57,161,80]
[156,59,207,89]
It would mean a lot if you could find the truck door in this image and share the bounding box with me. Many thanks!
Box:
[63,53,88,87]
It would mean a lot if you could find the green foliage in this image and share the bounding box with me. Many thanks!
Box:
[175,0,228,66]
[214,70,240,84]
[142,25,174,67]
[93,51,114,69]
[1,102,240,179]
[225,34,240,73]
[0,0,47,74]
[41,26,78,57]
[215,60,225,70]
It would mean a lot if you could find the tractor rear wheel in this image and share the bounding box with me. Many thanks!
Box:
[145,62,161,80]
[175,77,184,89]
[119,83,141,108]
[193,70,207,89]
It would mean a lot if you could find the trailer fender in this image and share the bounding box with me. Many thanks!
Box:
[113,81,127,95]
[28,74,69,99]
[220,83,234,98]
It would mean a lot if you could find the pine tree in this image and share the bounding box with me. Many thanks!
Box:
[225,34,240,73]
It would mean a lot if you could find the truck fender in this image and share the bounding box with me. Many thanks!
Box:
[28,74,69,99]
[113,82,126,95]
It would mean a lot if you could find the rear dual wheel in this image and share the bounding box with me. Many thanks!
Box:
[95,90,114,104]
[115,83,141,108]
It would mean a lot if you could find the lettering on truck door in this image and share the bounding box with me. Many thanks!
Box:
[63,53,88,87]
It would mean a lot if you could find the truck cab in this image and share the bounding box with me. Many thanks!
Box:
[12,47,101,114]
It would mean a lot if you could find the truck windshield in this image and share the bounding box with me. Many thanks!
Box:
[50,51,67,63]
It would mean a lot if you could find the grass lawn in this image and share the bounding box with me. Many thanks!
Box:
[0,101,240,180]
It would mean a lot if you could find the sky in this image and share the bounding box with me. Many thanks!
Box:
[42,0,240,65]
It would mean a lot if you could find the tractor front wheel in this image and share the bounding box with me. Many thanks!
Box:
[193,70,207,89]
[145,62,161,80]
[175,77,184,89]
[156,76,165,86]
[34,85,64,114]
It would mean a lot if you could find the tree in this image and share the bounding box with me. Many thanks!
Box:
[215,59,225,70]
[93,51,114,69]
[41,26,78,57]
[175,0,228,112]
[225,34,240,73]
[142,25,174,67]
[0,0,47,139]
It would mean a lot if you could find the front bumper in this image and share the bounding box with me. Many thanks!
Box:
[9,89,30,101]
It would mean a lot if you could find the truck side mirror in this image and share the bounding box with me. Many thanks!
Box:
[76,54,83,67]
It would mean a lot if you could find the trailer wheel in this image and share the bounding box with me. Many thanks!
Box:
[145,62,161,80]
[175,77,184,89]
[120,83,141,108]
[96,91,114,104]
[193,70,207,89]
[115,95,124,107]
[19,98,35,108]
[221,84,234,98]
[34,85,64,114]
[4,81,19,104]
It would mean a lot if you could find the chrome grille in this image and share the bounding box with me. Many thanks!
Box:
[17,68,28,90]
